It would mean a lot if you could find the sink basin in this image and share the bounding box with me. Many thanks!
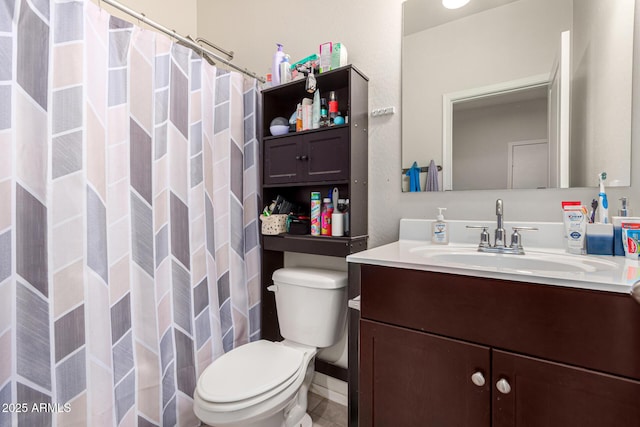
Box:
[409,246,618,273]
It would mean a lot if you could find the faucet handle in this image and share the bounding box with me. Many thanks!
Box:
[466,225,491,248]
[510,227,538,249]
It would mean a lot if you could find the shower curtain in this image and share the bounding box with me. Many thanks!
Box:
[0,0,261,426]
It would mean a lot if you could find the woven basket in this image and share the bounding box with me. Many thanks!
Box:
[260,214,288,235]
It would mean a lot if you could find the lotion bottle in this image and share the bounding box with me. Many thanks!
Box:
[431,208,449,244]
[272,44,285,86]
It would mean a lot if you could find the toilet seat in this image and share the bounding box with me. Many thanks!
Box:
[196,340,308,412]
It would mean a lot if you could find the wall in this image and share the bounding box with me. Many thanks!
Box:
[98,0,640,249]
[89,0,197,37]
[571,0,634,187]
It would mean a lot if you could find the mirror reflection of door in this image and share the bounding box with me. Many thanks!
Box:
[508,140,548,189]
[451,86,549,191]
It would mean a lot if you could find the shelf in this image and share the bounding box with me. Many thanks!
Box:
[262,234,368,257]
[262,180,349,189]
[263,124,349,141]
[261,65,369,96]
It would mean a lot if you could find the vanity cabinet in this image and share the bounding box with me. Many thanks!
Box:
[359,265,640,427]
[492,350,640,426]
[360,320,491,426]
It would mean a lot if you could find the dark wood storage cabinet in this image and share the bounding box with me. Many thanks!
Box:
[359,265,640,427]
[259,66,368,425]
[264,126,350,184]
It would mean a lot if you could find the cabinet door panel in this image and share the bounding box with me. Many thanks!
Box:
[493,350,640,427]
[360,319,490,427]
[304,127,349,182]
[264,138,301,184]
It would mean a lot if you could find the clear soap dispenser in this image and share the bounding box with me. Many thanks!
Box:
[432,207,449,245]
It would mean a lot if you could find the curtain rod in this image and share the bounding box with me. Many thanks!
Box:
[195,37,233,60]
[100,0,265,83]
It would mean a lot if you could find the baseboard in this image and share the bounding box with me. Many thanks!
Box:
[310,372,348,407]
[315,358,348,382]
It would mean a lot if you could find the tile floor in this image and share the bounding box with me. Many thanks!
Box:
[308,392,348,427]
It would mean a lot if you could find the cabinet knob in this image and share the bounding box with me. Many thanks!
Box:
[295,155,301,160]
[496,378,512,394]
[300,155,308,161]
[471,371,485,387]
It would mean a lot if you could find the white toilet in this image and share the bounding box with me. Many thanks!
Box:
[193,267,348,427]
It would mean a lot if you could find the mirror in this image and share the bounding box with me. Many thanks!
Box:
[401,0,635,191]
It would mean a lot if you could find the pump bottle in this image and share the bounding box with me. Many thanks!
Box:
[431,207,449,244]
[272,44,285,86]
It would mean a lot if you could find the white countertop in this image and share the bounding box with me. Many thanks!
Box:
[347,219,638,294]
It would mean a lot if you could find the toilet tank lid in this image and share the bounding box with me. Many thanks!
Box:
[272,268,348,289]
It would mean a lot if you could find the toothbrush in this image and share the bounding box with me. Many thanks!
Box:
[598,172,608,224]
[590,199,598,224]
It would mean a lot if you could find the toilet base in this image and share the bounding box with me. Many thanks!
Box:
[298,413,312,427]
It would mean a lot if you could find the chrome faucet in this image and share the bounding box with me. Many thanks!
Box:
[467,199,537,255]
[494,199,506,247]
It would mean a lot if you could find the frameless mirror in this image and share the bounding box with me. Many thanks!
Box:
[401,0,634,191]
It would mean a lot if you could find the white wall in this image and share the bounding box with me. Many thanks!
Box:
[98,0,640,249]
[571,0,634,187]
[90,0,198,37]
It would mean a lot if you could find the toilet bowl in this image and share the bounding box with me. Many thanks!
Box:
[194,340,317,427]
[193,268,348,427]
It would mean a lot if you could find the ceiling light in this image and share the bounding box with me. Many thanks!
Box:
[442,0,470,9]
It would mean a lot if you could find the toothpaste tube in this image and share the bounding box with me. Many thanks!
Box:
[562,201,587,255]
[622,223,640,260]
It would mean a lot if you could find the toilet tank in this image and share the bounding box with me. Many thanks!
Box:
[271,268,348,348]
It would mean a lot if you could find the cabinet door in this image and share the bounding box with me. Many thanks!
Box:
[360,319,491,427]
[493,350,640,427]
[303,127,349,182]
[264,137,302,184]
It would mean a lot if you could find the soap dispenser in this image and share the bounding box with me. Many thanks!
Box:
[619,197,631,217]
[431,208,449,245]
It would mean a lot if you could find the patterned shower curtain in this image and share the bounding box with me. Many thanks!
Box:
[0,0,261,426]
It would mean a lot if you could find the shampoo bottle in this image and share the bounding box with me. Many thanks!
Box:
[321,198,333,236]
[279,54,291,84]
[272,44,285,86]
[319,98,329,127]
[312,90,320,129]
[310,192,321,236]
[431,208,449,244]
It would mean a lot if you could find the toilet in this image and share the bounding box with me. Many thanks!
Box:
[193,267,348,427]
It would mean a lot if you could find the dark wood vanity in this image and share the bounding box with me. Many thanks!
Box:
[358,264,640,426]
